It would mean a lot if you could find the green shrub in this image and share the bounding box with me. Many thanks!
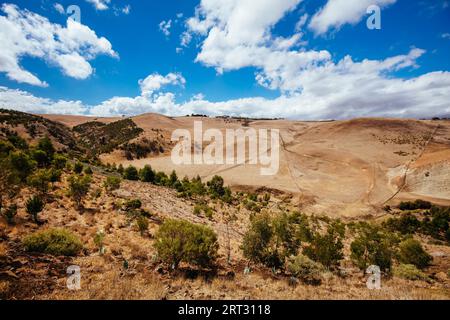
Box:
[23,229,82,256]
[2,204,17,225]
[26,195,44,223]
[398,239,432,269]
[136,216,149,235]
[103,176,121,193]
[303,221,345,269]
[73,161,84,174]
[27,169,52,194]
[67,175,92,210]
[52,154,68,169]
[399,200,432,211]
[393,264,430,282]
[350,223,397,273]
[139,165,155,183]
[286,254,324,285]
[84,166,93,175]
[155,219,218,269]
[123,165,139,181]
[383,213,421,235]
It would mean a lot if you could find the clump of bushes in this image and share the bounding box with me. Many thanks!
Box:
[399,200,432,211]
[23,228,82,256]
[393,264,430,282]
[286,254,324,285]
[155,219,218,269]
[397,238,432,269]
[350,223,398,273]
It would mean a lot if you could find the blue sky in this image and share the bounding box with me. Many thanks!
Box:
[0,0,449,119]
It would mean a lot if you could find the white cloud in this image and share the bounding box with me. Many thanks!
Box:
[309,0,396,35]
[86,0,111,11]
[159,20,172,37]
[0,4,117,86]
[122,5,131,15]
[54,3,65,14]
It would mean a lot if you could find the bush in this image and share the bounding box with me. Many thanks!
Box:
[84,166,93,175]
[2,204,17,225]
[303,221,345,269]
[123,165,139,181]
[155,219,218,269]
[398,239,432,269]
[23,228,82,256]
[399,200,432,211]
[73,161,84,174]
[136,216,149,235]
[286,254,324,285]
[393,264,430,282]
[67,175,92,210]
[103,176,121,193]
[26,195,44,224]
[350,223,397,273]
[139,165,155,183]
[52,154,68,169]
[27,169,52,194]
[383,213,421,235]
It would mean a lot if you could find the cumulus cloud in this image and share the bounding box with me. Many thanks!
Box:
[86,0,111,11]
[309,0,397,35]
[0,4,117,86]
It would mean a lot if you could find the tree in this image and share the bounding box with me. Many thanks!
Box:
[398,238,432,269]
[350,223,397,273]
[303,221,345,269]
[207,175,225,198]
[155,219,219,269]
[139,165,155,183]
[27,169,52,194]
[103,176,121,194]
[26,195,44,224]
[123,165,139,181]
[68,175,92,211]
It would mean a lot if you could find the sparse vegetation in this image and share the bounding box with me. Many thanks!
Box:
[23,228,82,256]
[155,219,218,269]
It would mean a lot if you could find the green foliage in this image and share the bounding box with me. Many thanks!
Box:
[207,175,225,198]
[136,216,149,235]
[155,219,219,269]
[2,204,17,225]
[303,221,345,269]
[399,200,432,211]
[103,176,121,193]
[23,228,82,256]
[383,213,421,235]
[398,238,432,269]
[286,254,324,285]
[9,151,35,181]
[350,223,397,273]
[37,136,55,159]
[27,169,52,194]
[123,165,139,181]
[84,166,93,175]
[73,161,84,174]
[124,199,142,211]
[26,195,44,223]
[67,174,92,210]
[52,154,68,169]
[139,165,155,183]
[393,264,430,282]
